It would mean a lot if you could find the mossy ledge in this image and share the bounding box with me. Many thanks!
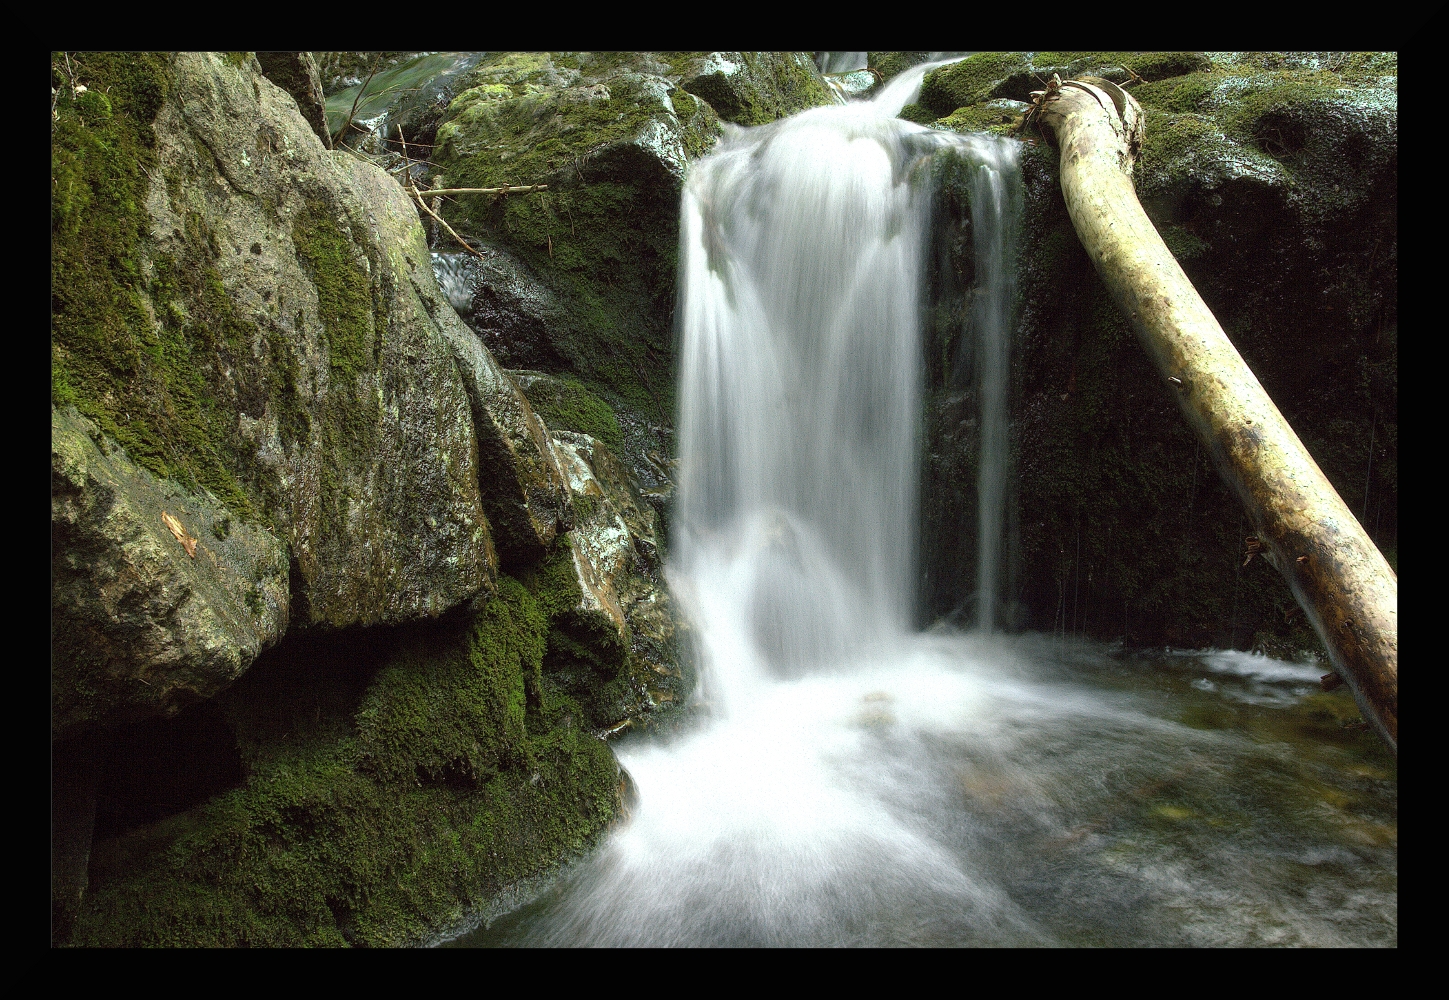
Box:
[70,577,622,947]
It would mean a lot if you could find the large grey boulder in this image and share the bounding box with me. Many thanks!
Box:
[51,52,500,735]
[52,407,288,739]
[148,52,492,627]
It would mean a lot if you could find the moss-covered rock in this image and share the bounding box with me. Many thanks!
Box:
[52,52,493,643]
[676,52,837,126]
[935,99,1028,137]
[419,280,574,570]
[429,53,726,431]
[510,370,623,453]
[868,52,937,84]
[51,406,289,740]
[916,52,1211,120]
[920,53,1396,653]
[70,579,623,947]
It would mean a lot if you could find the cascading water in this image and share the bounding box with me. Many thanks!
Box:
[963,149,1021,631]
[452,61,1396,948]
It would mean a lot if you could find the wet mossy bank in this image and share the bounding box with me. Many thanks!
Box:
[914,52,1396,654]
[69,579,623,947]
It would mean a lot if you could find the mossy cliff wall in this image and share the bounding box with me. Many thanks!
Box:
[50,51,658,946]
[917,52,1396,653]
[426,52,836,499]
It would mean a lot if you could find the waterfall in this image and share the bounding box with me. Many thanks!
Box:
[452,74,1396,949]
[962,145,1022,631]
[674,105,940,686]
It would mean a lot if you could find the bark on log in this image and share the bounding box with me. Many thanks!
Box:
[1038,78,1398,753]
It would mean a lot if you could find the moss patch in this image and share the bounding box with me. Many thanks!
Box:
[51,52,278,523]
[71,578,620,947]
[515,372,623,452]
[433,59,687,422]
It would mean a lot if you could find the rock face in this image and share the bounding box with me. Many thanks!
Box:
[256,51,331,147]
[919,52,1397,652]
[52,407,289,739]
[52,51,697,947]
[429,53,835,430]
[421,280,574,568]
[52,51,494,660]
[531,427,686,730]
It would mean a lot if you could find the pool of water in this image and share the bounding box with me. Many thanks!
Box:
[447,635,1396,947]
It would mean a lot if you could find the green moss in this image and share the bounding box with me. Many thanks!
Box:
[918,52,1031,117]
[868,52,935,83]
[897,103,937,125]
[517,374,622,452]
[71,578,621,947]
[679,52,834,127]
[290,198,380,546]
[518,542,634,728]
[356,578,542,784]
[433,65,682,420]
[291,200,374,386]
[935,102,1024,136]
[50,52,281,523]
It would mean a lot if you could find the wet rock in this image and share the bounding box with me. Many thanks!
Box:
[321,51,487,153]
[534,430,683,729]
[826,68,880,101]
[256,51,331,147]
[414,272,573,569]
[51,407,288,739]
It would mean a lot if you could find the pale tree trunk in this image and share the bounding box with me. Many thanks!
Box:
[1038,78,1397,753]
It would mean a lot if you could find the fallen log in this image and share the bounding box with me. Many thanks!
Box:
[1037,77,1397,753]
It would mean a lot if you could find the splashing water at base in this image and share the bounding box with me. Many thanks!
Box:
[449,76,1396,948]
